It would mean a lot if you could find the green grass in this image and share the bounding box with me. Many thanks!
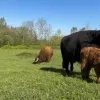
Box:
[0,48,100,100]
[1,45,60,49]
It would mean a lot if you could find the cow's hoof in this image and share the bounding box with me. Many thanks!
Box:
[64,72,71,77]
[63,70,71,77]
[64,74,69,77]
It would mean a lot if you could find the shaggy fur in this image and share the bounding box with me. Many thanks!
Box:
[80,47,100,83]
[33,46,53,64]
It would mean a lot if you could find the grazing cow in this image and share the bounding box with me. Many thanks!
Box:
[80,47,100,83]
[60,30,100,76]
[33,46,53,64]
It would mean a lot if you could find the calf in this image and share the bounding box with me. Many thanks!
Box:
[33,46,53,64]
[80,47,100,83]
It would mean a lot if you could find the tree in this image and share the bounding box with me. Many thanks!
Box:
[44,24,52,41]
[71,27,77,34]
[22,21,38,44]
[3,35,14,45]
[0,17,7,27]
[79,24,90,31]
[36,18,51,41]
[55,29,61,36]
[85,24,90,30]
[79,27,86,31]
[50,29,62,46]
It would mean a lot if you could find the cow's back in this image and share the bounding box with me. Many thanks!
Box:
[39,46,53,60]
[80,47,100,65]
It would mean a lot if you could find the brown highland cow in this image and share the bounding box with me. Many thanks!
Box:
[33,46,53,64]
[80,47,100,83]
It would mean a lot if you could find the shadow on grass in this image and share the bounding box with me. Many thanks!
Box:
[40,67,81,77]
[16,52,35,58]
[40,67,95,83]
[40,67,65,76]
[85,78,95,83]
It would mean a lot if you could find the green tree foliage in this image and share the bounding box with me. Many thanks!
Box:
[0,17,7,27]
[22,21,37,41]
[0,17,53,47]
[79,24,89,31]
[36,18,52,41]
[71,24,90,34]
[79,27,86,31]
[71,26,77,34]
[0,17,92,47]
[49,29,62,46]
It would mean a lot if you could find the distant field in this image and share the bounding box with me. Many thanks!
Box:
[0,48,100,100]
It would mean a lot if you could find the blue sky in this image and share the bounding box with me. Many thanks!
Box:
[0,0,100,34]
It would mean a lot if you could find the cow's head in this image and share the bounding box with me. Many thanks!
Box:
[33,57,41,64]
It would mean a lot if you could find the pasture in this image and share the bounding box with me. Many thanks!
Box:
[0,48,100,100]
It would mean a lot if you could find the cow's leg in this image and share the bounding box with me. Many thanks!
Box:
[70,60,74,73]
[85,66,91,79]
[60,45,70,76]
[81,59,89,79]
[62,61,70,76]
[81,67,91,79]
[47,56,51,62]
[94,66,100,83]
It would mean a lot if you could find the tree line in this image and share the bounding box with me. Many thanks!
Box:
[0,17,63,47]
[0,17,90,47]
[70,24,90,34]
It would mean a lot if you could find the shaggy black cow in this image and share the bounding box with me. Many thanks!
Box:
[60,30,100,76]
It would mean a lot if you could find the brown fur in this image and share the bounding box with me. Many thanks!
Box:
[33,46,53,64]
[80,47,100,83]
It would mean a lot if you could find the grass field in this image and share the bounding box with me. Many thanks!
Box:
[0,48,100,100]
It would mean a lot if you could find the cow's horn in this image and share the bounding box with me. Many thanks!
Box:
[35,57,39,62]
